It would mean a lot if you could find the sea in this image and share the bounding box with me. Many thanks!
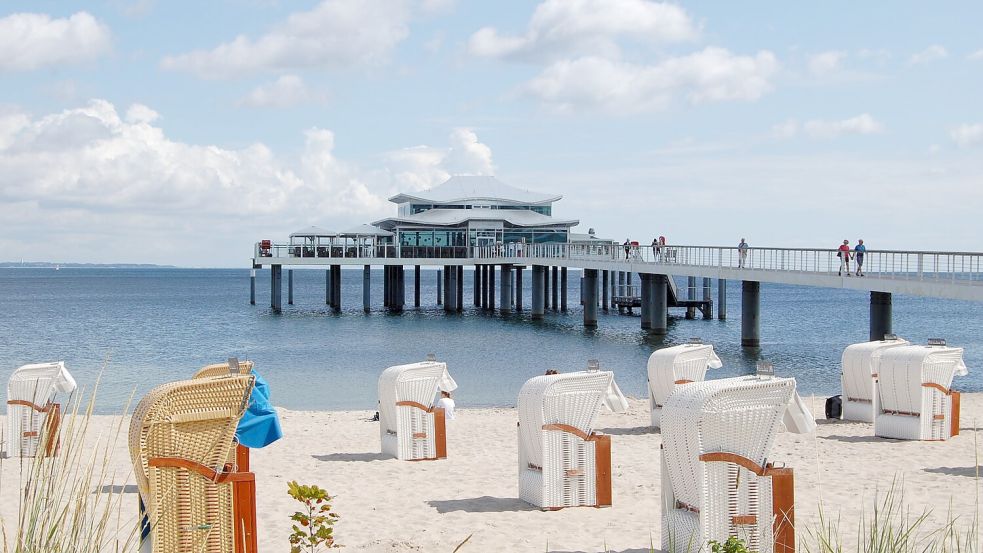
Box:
[1,267,980,413]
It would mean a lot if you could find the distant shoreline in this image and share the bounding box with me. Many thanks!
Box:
[0,262,177,269]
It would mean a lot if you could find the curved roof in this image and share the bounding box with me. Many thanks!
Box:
[373,209,577,230]
[339,224,394,237]
[290,225,336,238]
[388,176,561,206]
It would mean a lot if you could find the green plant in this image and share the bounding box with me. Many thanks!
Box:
[708,536,751,553]
[288,481,339,552]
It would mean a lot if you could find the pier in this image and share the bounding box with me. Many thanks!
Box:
[251,241,983,347]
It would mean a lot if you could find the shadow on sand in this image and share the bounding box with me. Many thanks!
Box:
[427,496,536,514]
[98,484,139,494]
[312,452,389,462]
[923,466,981,478]
[595,426,659,436]
[820,434,893,444]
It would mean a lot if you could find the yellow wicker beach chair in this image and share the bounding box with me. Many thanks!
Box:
[194,360,254,380]
[129,374,255,553]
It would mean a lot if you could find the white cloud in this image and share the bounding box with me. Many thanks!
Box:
[0,100,497,265]
[969,49,983,61]
[0,12,111,71]
[774,114,884,139]
[161,0,412,78]
[239,75,327,108]
[808,50,846,75]
[523,48,778,113]
[909,44,947,64]
[468,0,698,61]
[950,123,983,148]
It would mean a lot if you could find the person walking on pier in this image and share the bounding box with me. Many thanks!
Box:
[652,238,660,261]
[854,239,866,277]
[623,238,631,260]
[837,239,852,276]
[738,238,749,268]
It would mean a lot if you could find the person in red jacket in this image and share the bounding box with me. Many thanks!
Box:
[837,239,852,276]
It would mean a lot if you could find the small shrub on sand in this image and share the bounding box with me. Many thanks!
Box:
[288,481,339,552]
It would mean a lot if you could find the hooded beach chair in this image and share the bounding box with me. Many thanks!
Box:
[195,360,254,379]
[840,336,909,422]
[661,375,816,553]
[874,341,968,441]
[129,374,255,553]
[517,368,629,509]
[378,359,457,461]
[648,342,723,428]
[5,361,76,458]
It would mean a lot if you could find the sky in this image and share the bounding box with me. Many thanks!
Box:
[0,0,981,267]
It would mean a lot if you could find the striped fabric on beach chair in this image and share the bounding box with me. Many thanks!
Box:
[840,337,909,422]
[874,342,968,441]
[4,361,76,458]
[661,375,815,553]
[517,369,628,510]
[648,342,722,428]
[129,374,255,553]
[378,359,457,461]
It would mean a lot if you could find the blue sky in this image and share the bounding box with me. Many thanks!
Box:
[1,1,981,266]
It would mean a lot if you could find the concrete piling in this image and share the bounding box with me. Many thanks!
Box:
[551,267,559,310]
[414,265,421,307]
[602,270,609,311]
[250,268,256,305]
[363,265,371,313]
[583,269,598,327]
[870,291,892,341]
[437,269,442,306]
[532,265,545,320]
[560,267,568,312]
[500,264,512,314]
[718,278,727,320]
[271,265,282,313]
[741,280,760,347]
[640,273,651,330]
[652,274,668,335]
[515,266,524,311]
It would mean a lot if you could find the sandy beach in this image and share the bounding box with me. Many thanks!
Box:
[1,395,981,552]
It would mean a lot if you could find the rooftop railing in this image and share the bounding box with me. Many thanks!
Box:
[255,242,983,285]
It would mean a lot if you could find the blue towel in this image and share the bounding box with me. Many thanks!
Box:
[236,370,283,448]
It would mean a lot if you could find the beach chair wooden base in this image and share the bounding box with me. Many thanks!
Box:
[406,407,446,461]
[951,391,961,437]
[231,445,258,553]
[591,434,612,507]
[766,466,795,553]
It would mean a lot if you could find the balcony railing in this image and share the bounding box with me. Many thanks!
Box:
[255,242,983,285]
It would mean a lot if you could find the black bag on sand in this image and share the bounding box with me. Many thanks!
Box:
[825,395,842,419]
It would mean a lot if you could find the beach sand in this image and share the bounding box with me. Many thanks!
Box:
[1,395,981,552]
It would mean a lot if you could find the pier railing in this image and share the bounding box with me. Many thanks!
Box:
[255,242,983,285]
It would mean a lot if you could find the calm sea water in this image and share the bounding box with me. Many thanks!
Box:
[0,267,980,413]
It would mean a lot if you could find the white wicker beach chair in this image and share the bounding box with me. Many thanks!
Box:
[874,343,968,441]
[661,375,815,553]
[378,360,457,461]
[648,343,723,428]
[517,370,628,509]
[840,337,909,422]
[5,361,76,458]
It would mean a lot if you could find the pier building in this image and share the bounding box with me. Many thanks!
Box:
[251,176,983,348]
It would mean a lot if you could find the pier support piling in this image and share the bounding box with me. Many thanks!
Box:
[544,268,550,310]
[652,275,668,335]
[437,269,442,306]
[488,265,496,310]
[271,265,282,313]
[551,267,559,310]
[741,281,761,348]
[718,279,727,320]
[331,265,341,312]
[363,265,371,313]
[532,266,545,320]
[515,266,524,311]
[617,272,625,314]
[474,266,481,306]
[583,269,598,328]
[686,276,697,319]
[560,267,568,312]
[287,270,294,305]
[456,266,463,312]
[250,269,256,305]
[702,277,712,319]
[500,264,513,314]
[481,266,488,309]
[869,291,893,341]
[447,265,458,312]
[602,270,609,311]
[325,270,331,305]
[414,266,421,307]
[640,274,652,329]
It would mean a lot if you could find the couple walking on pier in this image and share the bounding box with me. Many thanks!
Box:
[837,239,866,277]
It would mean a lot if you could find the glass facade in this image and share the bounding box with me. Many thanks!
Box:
[398,227,567,247]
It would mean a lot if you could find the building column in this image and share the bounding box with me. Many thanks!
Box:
[686,276,697,319]
[515,266,524,312]
[741,280,761,347]
[250,268,256,305]
[718,279,727,320]
[474,265,481,306]
[488,265,496,310]
[551,267,559,310]
[560,267,568,312]
[640,274,651,330]
[500,264,513,314]
[531,265,545,320]
[652,275,668,335]
[870,291,892,341]
[363,265,371,313]
[583,269,598,327]
[271,265,282,313]
[414,265,421,307]
[602,270,609,311]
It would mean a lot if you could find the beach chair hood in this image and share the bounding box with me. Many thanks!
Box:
[9,361,77,398]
